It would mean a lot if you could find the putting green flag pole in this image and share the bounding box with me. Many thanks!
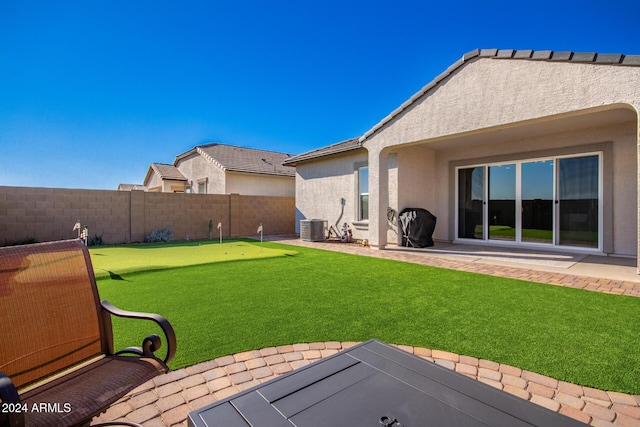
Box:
[217,222,222,244]
[257,223,263,252]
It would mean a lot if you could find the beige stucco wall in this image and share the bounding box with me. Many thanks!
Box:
[226,172,294,197]
[175,153,225,194]
[144,171,186,193]
[387,147,437,245]
[364,59,639,149]
[145,171,164,192]
[293,150,368,239]
[363,57,639,255]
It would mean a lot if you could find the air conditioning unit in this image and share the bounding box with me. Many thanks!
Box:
[300,219,326,242]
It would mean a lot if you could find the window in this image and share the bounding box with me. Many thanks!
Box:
[358,166,369,220]
[456,153,601,250]
[197,178,207,194]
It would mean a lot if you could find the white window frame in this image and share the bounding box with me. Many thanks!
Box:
[454,152,603,252]
[357,166,369,221]
[197,178,208,194]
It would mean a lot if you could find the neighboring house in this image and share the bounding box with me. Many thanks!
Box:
[144,163,189,193]
[284,48,640,265]
[117,184,147,191]
[143,143,296,196]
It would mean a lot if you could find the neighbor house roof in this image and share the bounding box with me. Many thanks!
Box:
[175,143,296,177]
[143,163,188,185]
[282,138,362,166]
[118,184,147,191]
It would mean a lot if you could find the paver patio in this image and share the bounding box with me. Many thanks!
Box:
[93,342,640,427]
[92,237,640,426]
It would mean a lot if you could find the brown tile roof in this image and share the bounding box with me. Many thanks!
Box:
[117,184,147,191]
[150,163,187,181]
[177,143,296,177]
[282,138,362,166]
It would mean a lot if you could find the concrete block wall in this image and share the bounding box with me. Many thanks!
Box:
[233,195,296,237]
[0,186,295,246]
[143,192,232,241]
[0,187,131,244]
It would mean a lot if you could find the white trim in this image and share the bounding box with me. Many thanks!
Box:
[357,166,369,221]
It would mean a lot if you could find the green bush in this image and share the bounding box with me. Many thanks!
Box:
[89,234,104,246]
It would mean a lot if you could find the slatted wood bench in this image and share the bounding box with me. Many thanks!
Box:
[0,239,176,427]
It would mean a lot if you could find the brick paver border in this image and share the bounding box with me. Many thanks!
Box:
[93,342,640,427]
[270,237,640,297]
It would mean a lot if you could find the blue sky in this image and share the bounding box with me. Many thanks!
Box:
[1,0,638,190]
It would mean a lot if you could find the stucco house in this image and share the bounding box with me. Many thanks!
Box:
[144,143,296,196]
[284,48,640,265]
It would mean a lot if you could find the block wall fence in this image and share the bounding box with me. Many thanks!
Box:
[0,186,295,245]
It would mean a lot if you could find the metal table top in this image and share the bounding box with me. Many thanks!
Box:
[188,340,588,427]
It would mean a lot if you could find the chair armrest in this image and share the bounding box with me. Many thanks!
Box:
[100,300,176,366]
[0,371,24,427]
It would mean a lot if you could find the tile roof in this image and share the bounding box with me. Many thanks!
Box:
[150,163,188,181]
[282,138,362,166]
[360,48,640,143]
[117,184,147,191]
[285,48,640,165]
[177,143,296,177]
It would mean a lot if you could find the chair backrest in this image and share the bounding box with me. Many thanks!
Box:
[0,240,105,389]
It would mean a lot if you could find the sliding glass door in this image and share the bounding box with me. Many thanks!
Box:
[456,154,601,250]
[488,164,516,241]
[521,160,554,244]
[457,167,484,239]
[558,156,599,248]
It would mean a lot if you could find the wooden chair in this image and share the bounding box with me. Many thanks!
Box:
[0,239,177,427]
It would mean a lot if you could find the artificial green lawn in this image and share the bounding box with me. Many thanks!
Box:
[90,240,297,279]
[93,240,640,394]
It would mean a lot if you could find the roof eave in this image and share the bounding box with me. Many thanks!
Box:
[174,147,201,165]
[226,168,296,177]
[359,49,478,144]
[143,166,155,186]
[283,139,363,166]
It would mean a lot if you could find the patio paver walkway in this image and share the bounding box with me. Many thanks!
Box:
[92,237,640,426]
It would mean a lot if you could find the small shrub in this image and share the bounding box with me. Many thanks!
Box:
[145,227,174,243]
[89,234,104,246]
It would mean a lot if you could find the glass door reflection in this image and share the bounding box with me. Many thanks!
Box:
[521,160,554,244]
[458,167,484,239]
[558,156,599,248]
[488,164,516,241]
